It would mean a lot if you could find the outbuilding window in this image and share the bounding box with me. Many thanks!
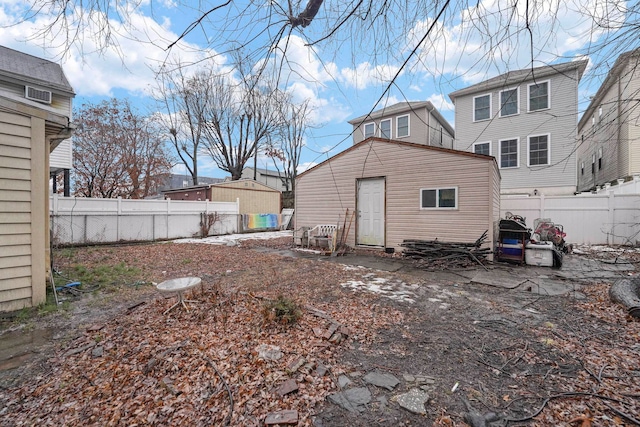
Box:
[420,187,458,209]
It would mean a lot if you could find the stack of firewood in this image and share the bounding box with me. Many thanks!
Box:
[401,230,491,270]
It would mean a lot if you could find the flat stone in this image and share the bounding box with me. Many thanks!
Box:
[338,375,352,388]
[87,324,104,332]
[287,356,306,373]
[256,344,283,361]
[363,372,400,391]
[327,387,372,412]
[276,379,298,397]
[313,327,325,338]
[91,346,104,358]
[264,410,298,425]
[403,374,415,382]
[415,375,436,385]
[315,362,328,377]
[395,388,430,415]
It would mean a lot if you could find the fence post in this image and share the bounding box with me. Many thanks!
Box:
[608,192,616,245]
[117,196,122,241]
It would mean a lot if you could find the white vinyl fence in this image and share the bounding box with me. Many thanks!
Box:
[501,192,640,246]
[50,195,239,245]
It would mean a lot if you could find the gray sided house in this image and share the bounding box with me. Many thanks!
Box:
[0,46,75,195]
[449,60,588,196]
[348,101,455,149]
[295,137,500,253]
[241,167,291,192]
[0,46,74,311]
[577,49,640,192]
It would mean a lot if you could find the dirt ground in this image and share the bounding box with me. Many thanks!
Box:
[1,237,640,426]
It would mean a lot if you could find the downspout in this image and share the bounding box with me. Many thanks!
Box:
[426,103,433,146]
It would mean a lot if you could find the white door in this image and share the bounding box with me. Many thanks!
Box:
[357,178,385,246]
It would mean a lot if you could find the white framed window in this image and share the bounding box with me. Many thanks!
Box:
[380,119,391,139]
[592,154,596,174]
[528,133,550,166]
[363,122,375,139]
[420,187,458,209]
[397,115,409,138]
[598,147,603,170]
[581,162,585,176]
[473,141,492,156]
[528,80,550,111]
[500,88,519,117]
[473,94,491,121]
[499,138,519,168]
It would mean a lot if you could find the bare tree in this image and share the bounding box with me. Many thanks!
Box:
[266,94,313,193]
[73,99,173,198]
[201,59,284,180]
[155,62,219,186]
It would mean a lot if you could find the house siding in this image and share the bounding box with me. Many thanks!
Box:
[296,140,498,251]
[454,69,580,194]
[0,111,46,311]
[209,181,281,214]
[165,180,281,215]
[351,105,454,148]
[577,56,640,191]
[50,138,72,170]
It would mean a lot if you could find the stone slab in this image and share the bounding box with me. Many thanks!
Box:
[395,388,430,415]
[363,372,400,391]
[327,387,372,413]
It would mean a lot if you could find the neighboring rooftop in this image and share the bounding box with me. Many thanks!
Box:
[448,59,589,101]
[0,45,75,95]
[347,101,455,137]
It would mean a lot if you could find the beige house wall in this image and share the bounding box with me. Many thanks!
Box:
[0,111,47,311]
[296,138,499,251]
[209,181,281,215]
[164,180,282,215]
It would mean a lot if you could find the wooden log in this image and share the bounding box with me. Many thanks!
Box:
[610,278,640,317]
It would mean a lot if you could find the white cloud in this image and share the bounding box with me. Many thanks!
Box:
[339,62,402,90]
[0,3,214,98]
[297,161,318,173]
[408,0,623,85]
[427,94,454,111]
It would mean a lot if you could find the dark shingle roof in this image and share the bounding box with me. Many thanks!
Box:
[0,45,74,95]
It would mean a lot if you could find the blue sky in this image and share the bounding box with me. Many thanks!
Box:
[0,0,633,178]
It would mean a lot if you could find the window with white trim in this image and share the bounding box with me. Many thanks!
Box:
[380,119,391,139]
[500,88,518,117]
[500,138,519,168]
[528,81,549,111]
[363,122,375,139]
[473,141,491,156]
[420,187,458,209]
[474,94,491,121]
[397,115,409,137]
[598,147,603,170]
[528,134,550,166]
[581,162,584,176]
[592,154,596,174]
